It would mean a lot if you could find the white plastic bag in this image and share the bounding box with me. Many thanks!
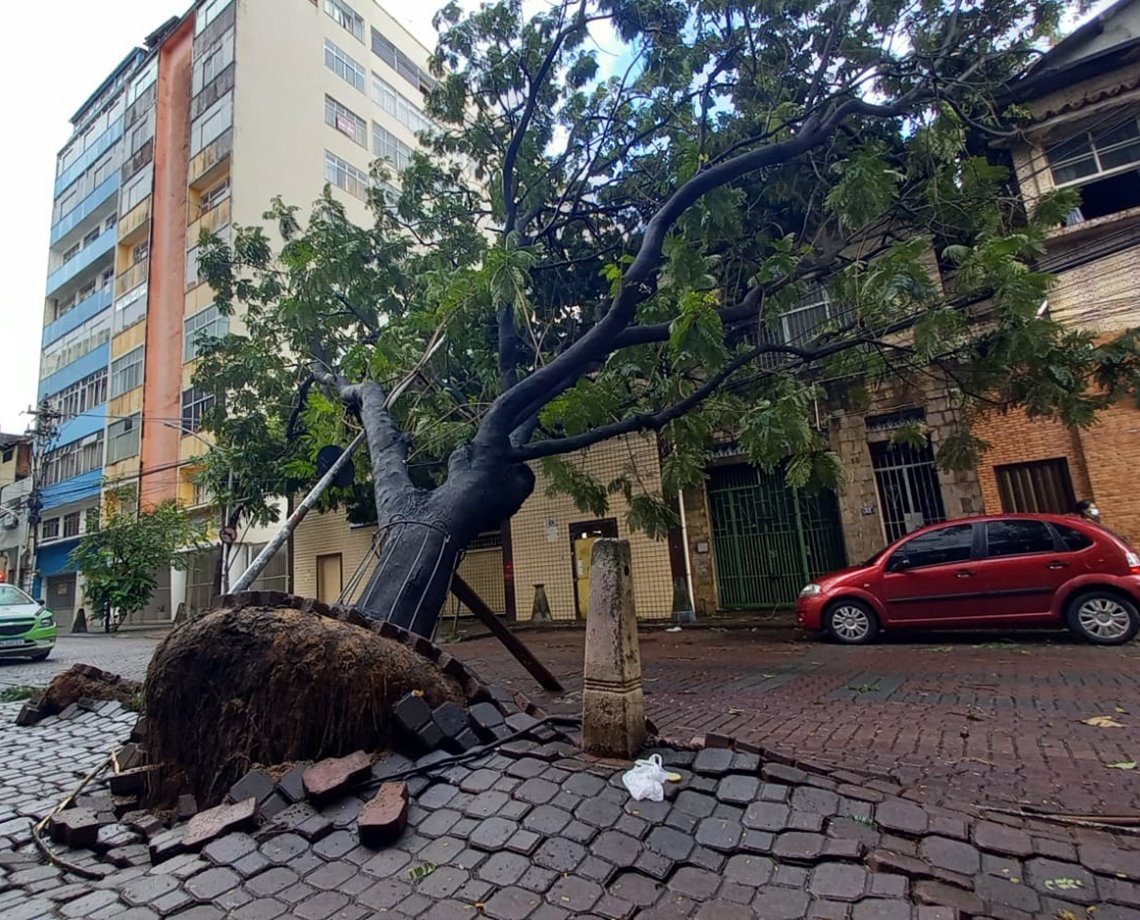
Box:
[621,753,670,802]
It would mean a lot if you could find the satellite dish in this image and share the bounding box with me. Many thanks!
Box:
[316,445,356,488]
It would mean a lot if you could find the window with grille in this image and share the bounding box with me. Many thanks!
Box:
[49,368,108,420]
[995,458,1076,514]
[107,414,140,463]
[62,512,81,538]
[324,0,364,41]
[372,123,412,171]
[43,434,104,485]
[325,39,366,92]
[324,150,369,200]
[184,304,228,361]
[325,95,367,146]
[42,518,60,541]
[110,347,144,397]
[181,388,216,433]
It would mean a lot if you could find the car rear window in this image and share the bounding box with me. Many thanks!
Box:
[986,520,1054,557]
[1053,523,1094,551]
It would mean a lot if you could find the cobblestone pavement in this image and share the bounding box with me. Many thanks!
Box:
[3,700,1140,919]
[458,627,1140,814]
[0,635,161,688]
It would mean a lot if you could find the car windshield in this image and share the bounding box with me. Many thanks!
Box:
[0,585,33,606]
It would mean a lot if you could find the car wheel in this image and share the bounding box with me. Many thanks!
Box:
[825,600,880,645]
[1066,591,1139,645]
[27,650,51,661]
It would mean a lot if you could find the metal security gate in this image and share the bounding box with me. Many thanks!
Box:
[869,439,946,543]
[707,464,847,609]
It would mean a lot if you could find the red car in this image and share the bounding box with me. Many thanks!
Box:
[796,514,1140,645]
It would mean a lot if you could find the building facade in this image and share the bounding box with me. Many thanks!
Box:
[34,0,433,626]
[0,435,34,589]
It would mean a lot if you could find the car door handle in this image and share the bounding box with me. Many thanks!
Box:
[1047,561,1070,570]
[956,569,976,578]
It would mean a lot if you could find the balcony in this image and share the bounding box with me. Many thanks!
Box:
[121,140,154,183]
[119,197,151,244]
[37,342,110,403]
[113,285,148,334]
[188,197,231,241]
[42,287,112,348]
[46,231,115,296]
[55,118,124,198]
[189,128,232,187]
[50,175,118,245]
[116,258,149,297]
[41,468,103,514]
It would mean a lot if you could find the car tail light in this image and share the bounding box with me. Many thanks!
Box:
[1127,551,1140,573]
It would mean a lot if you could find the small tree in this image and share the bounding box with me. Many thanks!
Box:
[70,497,206,627]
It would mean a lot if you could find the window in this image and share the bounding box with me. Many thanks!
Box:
[63,512,81,538]
[781,288,833,344]
[62,242,80,262]
[325,96,367,146]
[110,346,144,397]
[2,449,12,464]
[194,31,234,93]
[122,165,153,213]
[325,39,366,92]
[184,305,228,360]
[324,0,363,41]
[1048,112,1140,221]
[986,520,1055,558]
[50,368,108,420]
[181,387,215,433]
[371,73,433,136]
[43,434,104,485]
[132,241,149,264]
[107,414,141,463]
[196,0,233,34]
[371,28,436,93]
[129,59,157,104]
[104,213,117,231]
[42,518,60,541]
[894,524,974,569]
[199,178,230,216]
[1054,524,1094,552]
[324,150,369,200]
[372,123,413,172]
[41,315,111,379]
[83,228,101,247]
[92,153,114,186]
[190,92,232,155]
[995,458,1076,515]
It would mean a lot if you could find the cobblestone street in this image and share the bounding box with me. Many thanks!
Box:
[0,634,162,688]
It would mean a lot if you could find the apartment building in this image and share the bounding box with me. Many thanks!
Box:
[0,434,33,588]
[34,0,435,626]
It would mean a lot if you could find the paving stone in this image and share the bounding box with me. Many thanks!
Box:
[564,772,608,798]
[466,790,511,818]
[468,702,506,739]
[717,774,761,804]
[575,796,623,828]
[561,818,597,844]
[416,864,469,899]
[393,693,433,734]
[696,816,744,851]
[49,806,102,848]
[693,747,735,776]
[312,828,358,860]
[1081,842,1140,881]
[470,816,518,851]
[876,799,929,836]
[478,851,533,886]
[809,863,870,901]
[358,781,408,848]
[609,871,664,906]
[507,757,549,779]
[302,751,371,801]
[185,866,241,900]
[914,879,984,915]
[669,866,722,900]
[419,807,462,838]
[674,789,717,819]
[773,831,827,863]
[723,853,775,887]
[260,832,309,864]
[534,836,588,872]
[852,900,912,920]
[232,897,287,920]
[121,873,180,906]
[358,877,413,911]
[183,797,258,850]
[920,836,981,876]
[230,769,276,805]
[975,872,1042,913]
[523,805,572,835]
[201,831,257,867]
[248,866,301,897]
[59,890,122,917]
[516,777,560,805]
[644,825,693,862]
[519,864,560,893]
[970,821,1034,858]
[483,884,544,920]
[546,875,603,913]
[1023,857,1098,904]
[744,800,794,835]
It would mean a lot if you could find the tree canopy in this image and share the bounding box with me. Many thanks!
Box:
[192,0,1140,627]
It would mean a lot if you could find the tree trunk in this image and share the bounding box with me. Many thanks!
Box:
[356,442,535,637]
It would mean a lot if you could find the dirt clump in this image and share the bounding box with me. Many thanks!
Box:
[143,604,463,807]
[40,664,140,716]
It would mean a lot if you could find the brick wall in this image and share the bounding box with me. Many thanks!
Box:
[1076,401,1140,543]
[292,508,378,603]
[509,434,674,622]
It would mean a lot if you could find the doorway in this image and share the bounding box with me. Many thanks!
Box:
[316,553,343,604]
[569,519,618,619]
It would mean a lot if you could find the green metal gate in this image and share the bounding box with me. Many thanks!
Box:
[707,463,847,609]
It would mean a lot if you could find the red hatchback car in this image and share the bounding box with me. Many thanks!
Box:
[796,514,1140,645]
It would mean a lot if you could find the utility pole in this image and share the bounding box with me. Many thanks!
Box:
[25,400,61,596]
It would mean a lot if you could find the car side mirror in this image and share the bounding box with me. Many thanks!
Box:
[887,555,911,573]
[36,598,45,605]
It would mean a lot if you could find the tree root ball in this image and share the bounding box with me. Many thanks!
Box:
[142,605,464,807]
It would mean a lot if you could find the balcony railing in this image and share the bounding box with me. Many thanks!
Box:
[42,287,112,348]
[50,175,118,245]
[45,232,115,296]
[189,197,231,240]
[55,118,124,198]
[113,285,148,334]
[189,128,232,186]
[119,197,151,241]
[116,258,149,297]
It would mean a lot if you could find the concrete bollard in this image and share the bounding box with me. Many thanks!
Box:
[581,539,646,758]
